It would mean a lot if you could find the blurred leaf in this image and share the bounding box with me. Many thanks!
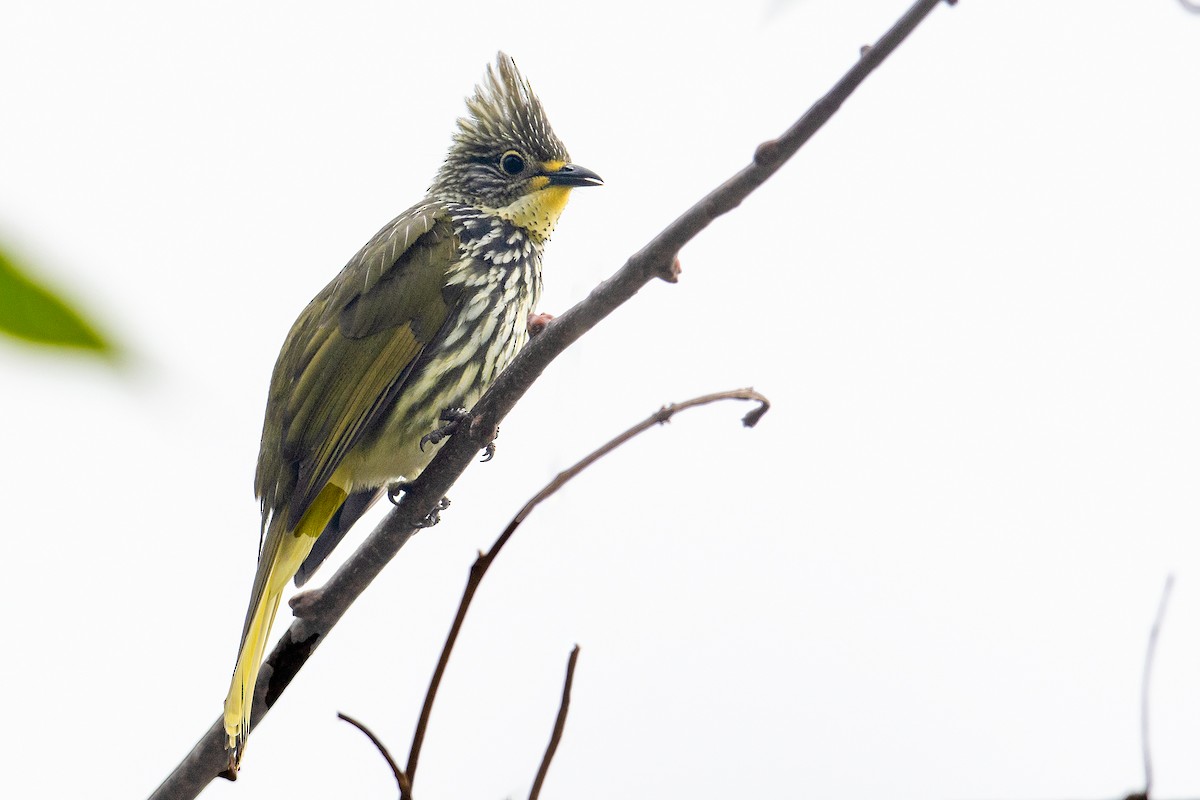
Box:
[0,245,113,355]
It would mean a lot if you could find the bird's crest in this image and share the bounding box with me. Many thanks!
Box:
[453,52,568,164]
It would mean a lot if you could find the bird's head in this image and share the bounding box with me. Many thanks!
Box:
[430,52,602,241]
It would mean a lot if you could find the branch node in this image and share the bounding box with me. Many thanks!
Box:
[650,253,682,284]
[753,138,782,167]
[338,712,412,796]
[287,587,325,620]
[527,311,556,337]
[467,413,499,445]
[658,256,683,284]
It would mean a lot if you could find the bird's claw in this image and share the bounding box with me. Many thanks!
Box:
[387,480,411,506]
[388,481,450,527]
[420,407,473,452]
[420,407,497,462]
[414,496,451,528]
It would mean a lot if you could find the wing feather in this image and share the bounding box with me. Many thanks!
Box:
[255,203,461,531]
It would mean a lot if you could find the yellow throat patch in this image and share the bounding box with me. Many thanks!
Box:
[491,162,574,242]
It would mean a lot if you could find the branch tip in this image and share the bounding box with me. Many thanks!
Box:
[742,399,770,428]
[1140,574,1175,799]
[530,646,582,800]
[405,388,770,793]
[338,712,411,796]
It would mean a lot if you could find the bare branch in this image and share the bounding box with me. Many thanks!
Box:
[529,647,580,800]
[148,2,951,794]
[337,712,411,798]
[404,388,769,793]
[1138,575,1175,800]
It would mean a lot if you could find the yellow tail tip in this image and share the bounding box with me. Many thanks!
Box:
[223,687,248,757]
[223,483,347,767]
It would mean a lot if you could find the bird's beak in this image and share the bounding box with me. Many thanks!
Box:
[543,162,604,188]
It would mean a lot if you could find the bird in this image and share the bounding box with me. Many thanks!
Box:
[222,51,602,770]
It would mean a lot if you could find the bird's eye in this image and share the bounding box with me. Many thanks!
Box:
[500,151,526,175]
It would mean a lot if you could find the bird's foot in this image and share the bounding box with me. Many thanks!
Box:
[387,480,451,528]
[420,406,497,462]
[415,496,451,528]
[420,407,473,452]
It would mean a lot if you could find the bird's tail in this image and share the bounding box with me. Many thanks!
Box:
[223,482,347,769]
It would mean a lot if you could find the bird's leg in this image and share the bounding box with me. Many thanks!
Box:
[420,406,497,463]
[387,480,451,528]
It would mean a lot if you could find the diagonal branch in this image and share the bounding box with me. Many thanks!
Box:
[147,2,952,796]
[403,388,769,796]
[529,646,580,800]
[349,390,763,800]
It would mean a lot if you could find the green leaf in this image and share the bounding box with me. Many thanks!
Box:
[0,246,113,355]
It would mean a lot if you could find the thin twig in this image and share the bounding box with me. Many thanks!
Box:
[337,712,412,798]
[1139,575,1175,800]
[403,389,770,795]
[148,2,950,794]
[530,646,581,800]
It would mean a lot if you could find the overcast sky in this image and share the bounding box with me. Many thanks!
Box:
[3,1,1200,798]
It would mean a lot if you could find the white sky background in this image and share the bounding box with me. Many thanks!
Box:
[2,0,1199,797]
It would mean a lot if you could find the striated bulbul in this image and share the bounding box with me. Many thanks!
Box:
[223,52,601,769]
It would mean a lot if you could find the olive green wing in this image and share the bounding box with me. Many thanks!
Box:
[255,202,461,531]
